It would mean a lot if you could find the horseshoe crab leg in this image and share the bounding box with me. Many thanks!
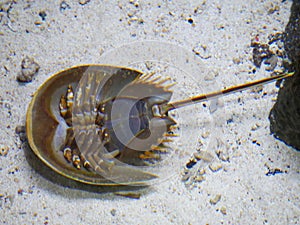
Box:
[161,72,294,114]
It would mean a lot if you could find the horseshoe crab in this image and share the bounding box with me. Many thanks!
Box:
[26,64,293,186]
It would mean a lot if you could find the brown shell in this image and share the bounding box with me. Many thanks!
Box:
[26,65,163,186]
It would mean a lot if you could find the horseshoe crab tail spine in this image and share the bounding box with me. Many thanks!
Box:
[162,72,294,114]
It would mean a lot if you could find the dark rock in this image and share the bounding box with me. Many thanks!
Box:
[269,1,300,150]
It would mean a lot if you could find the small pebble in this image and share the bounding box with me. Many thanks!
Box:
[232,57,241,64]
[209,99,223,113]
[264,54,278,71]
[17,189,25,195]
[204,69,219,81]
[8,167,19,174]
[34,21,42,25]
[0,146,9,156]
[187,17,194,24]
[193,175,205,183]
[129,0,139,7]
[15,125,25,134]
[79,0,90,5]
[197,168,206,175]
[145,61,154,70]
[252,42,271,68]
[251,85,263,93]
[60,1,71,11]
[209,194,221,205]
[192,43,211,59]
[194,151,214,162]
[110,208,116,216]
[220,206,227,215]
[215,149,229,162]
[181,173,190,182]
[186,158,197,169]
[209,162,222,172]
[15,125,27,142]
[268,4,280,14]
[201,131,210,139]
[251,123,261,131]
[17,56,40,82]
[38,11,47,21]
[3,195,14,208]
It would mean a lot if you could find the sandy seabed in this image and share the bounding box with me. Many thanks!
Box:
[0,1,299,224]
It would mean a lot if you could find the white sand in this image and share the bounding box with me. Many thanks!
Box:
[1,0,299,224]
